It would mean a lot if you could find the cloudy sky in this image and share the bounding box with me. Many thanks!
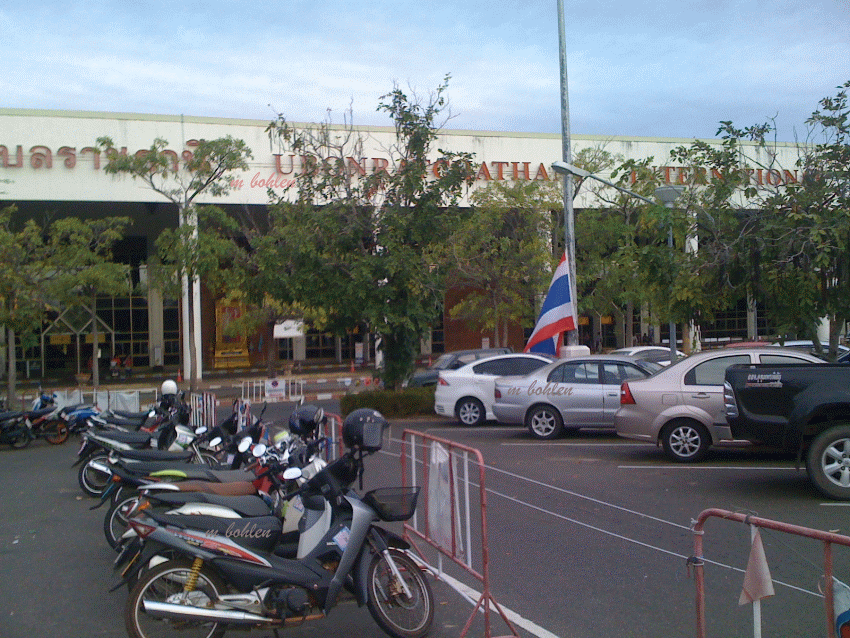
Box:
[2,1,848,141]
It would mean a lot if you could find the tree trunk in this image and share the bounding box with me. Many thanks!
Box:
[91,291,100,389]
[266,320,276,378]
[187,278,198,393]
[6,327,17,409]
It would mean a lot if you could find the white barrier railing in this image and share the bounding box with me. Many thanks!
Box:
[241,378,306,403]
[54,388,159,411]
[189,392,217,430]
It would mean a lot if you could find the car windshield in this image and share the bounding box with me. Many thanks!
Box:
[430,354,455,370]
[637,360,663,374]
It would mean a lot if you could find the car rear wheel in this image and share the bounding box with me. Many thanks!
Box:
[526,405,563,440]
[806,424,850,500]
[456,398,485,426]
[661,419,710,462]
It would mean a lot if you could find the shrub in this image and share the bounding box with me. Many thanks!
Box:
[340,387,435,418]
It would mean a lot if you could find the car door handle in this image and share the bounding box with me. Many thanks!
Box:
[690,393,711,399]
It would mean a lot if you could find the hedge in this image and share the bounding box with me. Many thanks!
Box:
[339,387,436,418]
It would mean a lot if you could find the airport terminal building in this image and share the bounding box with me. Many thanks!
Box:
[0,109,804,377]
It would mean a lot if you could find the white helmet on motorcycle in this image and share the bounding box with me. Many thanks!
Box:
[160,379,178,396]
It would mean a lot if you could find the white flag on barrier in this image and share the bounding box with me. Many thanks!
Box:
[427,441,464,560]
[739,527,775,605]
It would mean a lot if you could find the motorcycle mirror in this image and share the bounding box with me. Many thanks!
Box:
[252,443,267,457]
[147,409,155,418]
[209,436,222,447]
[195,426,208,435]
[282,467,302,481]
[237,436,252,453]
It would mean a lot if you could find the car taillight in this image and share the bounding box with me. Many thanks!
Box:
[438,376,449,386]
[620,382,636,405]
[494,388,501,399]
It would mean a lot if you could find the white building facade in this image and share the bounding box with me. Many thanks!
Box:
[0,109,805,375]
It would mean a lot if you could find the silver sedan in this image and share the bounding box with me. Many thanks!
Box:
[614,346,823,462]
[492,355,660,439]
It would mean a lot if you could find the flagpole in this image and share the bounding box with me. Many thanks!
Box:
[557,0,578,348]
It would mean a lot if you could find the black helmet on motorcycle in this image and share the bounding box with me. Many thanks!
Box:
[288,405,325,436]
[342,408,387,452]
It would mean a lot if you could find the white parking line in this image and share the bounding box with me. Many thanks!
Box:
[503,441,648,446]
[618,465,794,470]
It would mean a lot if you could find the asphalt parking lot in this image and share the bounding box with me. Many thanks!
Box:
[3,406,850,638]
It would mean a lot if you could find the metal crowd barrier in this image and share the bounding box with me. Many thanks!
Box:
[189,392,216,430]
[692,508,850,638]
[241,378,306,403]
[400,429,518,638]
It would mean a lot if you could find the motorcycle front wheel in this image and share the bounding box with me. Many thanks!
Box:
[366,549,434,638]
[77,452,111,497]
[104,492,139,549]
[125,558,227,638]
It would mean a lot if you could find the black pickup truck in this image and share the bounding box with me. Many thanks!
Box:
[724,363,850,499]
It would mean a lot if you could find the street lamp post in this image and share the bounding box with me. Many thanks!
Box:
[552,162,686,361]
[654,185,685,362]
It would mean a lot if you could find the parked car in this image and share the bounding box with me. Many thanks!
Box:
[725,361,850,499]
[406,347,512,387]
[770,339,849,359]
[492,355,661,439]
[609,345,686,366]
[614,347,823,462]
[434,353,556,425]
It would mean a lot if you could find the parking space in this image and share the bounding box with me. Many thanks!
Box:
[3,410,850,638]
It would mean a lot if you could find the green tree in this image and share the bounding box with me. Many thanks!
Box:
[745,80,850,358]
[47,216,131,388]
[0,205,52,403]
[96,136,253,389]
[265,77,476,388]
[442,180,557,347]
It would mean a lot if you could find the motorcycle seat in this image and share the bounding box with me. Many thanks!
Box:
[94,430,152,446]
[0,411,25,422]
[118,448,195,463]
[112,409,153,420]
[203,468,258,482]
[27,407,56,419]
[154,492,273,517]
[171,480,259,496]
[99,415,147,429]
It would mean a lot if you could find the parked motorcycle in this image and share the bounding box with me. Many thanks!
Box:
[120,408,434,638]
[76,390,222,497]
[0,411,35,448]
[28,392,70,445]
[105,406,329,552]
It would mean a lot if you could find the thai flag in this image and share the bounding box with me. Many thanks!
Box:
[524,251,577,355]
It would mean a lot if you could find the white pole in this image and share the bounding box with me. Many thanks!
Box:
[751,524,762,638]
[557,0,578,347]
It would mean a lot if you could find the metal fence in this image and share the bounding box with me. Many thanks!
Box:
[692,508,850,638]
[400,429,518,638]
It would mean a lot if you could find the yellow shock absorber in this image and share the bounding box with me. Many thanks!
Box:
[184,557,204,592]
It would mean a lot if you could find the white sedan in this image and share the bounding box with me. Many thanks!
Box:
[434,353,555,426]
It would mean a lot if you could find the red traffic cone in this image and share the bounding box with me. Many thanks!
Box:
[177,368,183,383]
[350,360,355,373]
